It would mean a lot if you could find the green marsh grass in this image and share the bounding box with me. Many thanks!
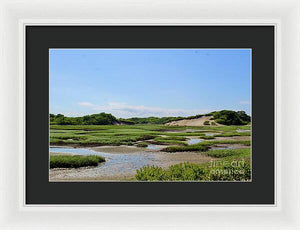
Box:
[136,160,251,181]
[205,148,250,158]
[50,155,105,168]
[136,148,251,181]
[50,124,251,147]
[162,140,250,152]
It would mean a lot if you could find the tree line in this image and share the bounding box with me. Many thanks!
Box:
[50,110,251,126]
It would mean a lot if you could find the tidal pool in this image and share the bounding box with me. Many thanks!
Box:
[188,138,203,145]
[205,133,218,136]
[50,147,157,179]
[146,144,159,150]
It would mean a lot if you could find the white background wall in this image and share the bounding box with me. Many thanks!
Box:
[0,0,300,229]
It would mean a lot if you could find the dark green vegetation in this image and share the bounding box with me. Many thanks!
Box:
[209,110,251,125]
[136,148,251,181]
[50,155,105,168]
[203,120,210,125]
[50,113,185,125]
[50,113,118,125]
[50,110,250,126]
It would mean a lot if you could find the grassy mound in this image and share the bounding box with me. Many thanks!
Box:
[137,142,148,148]
[209,110,251,125]
[50,155,105,168]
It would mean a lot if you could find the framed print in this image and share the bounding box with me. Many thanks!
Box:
[2,0,300,229]
[26,26,274,204]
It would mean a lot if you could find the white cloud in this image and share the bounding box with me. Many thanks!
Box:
[78,102,94,107]
[239,100,250,105]
[78,101,210,118]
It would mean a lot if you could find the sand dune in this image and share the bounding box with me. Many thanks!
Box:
[164,115,220,126]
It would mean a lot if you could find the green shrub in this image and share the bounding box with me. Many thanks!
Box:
[136,161,251,181]
[136,166,169,181]
[203,121,210,125]
[50,155,105,168]
[210,110,250,125]
[168,163,207,181]
[50,112,118,125]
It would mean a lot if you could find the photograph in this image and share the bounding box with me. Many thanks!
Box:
[49,48,251,182]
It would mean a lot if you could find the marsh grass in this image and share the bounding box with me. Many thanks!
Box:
[213,132,250,137]
[149,136,188,146]
[205,148,250,158]
[136,148,251,181]
[136,160,251,181]
[50,155,105,168]
[50,124,251,147]
[162,140,250,152]
[164,132,206,137]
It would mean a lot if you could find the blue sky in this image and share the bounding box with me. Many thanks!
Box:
[50,49,251,118]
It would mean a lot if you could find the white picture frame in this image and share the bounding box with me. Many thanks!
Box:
[0,0,299,229]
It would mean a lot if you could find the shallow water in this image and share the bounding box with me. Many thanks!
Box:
[50,147,157,178]
[236,129,251,133]
[146,144,159,150]
[214,146,234,150]
[205,133,218,136]
[188,138,203,145]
